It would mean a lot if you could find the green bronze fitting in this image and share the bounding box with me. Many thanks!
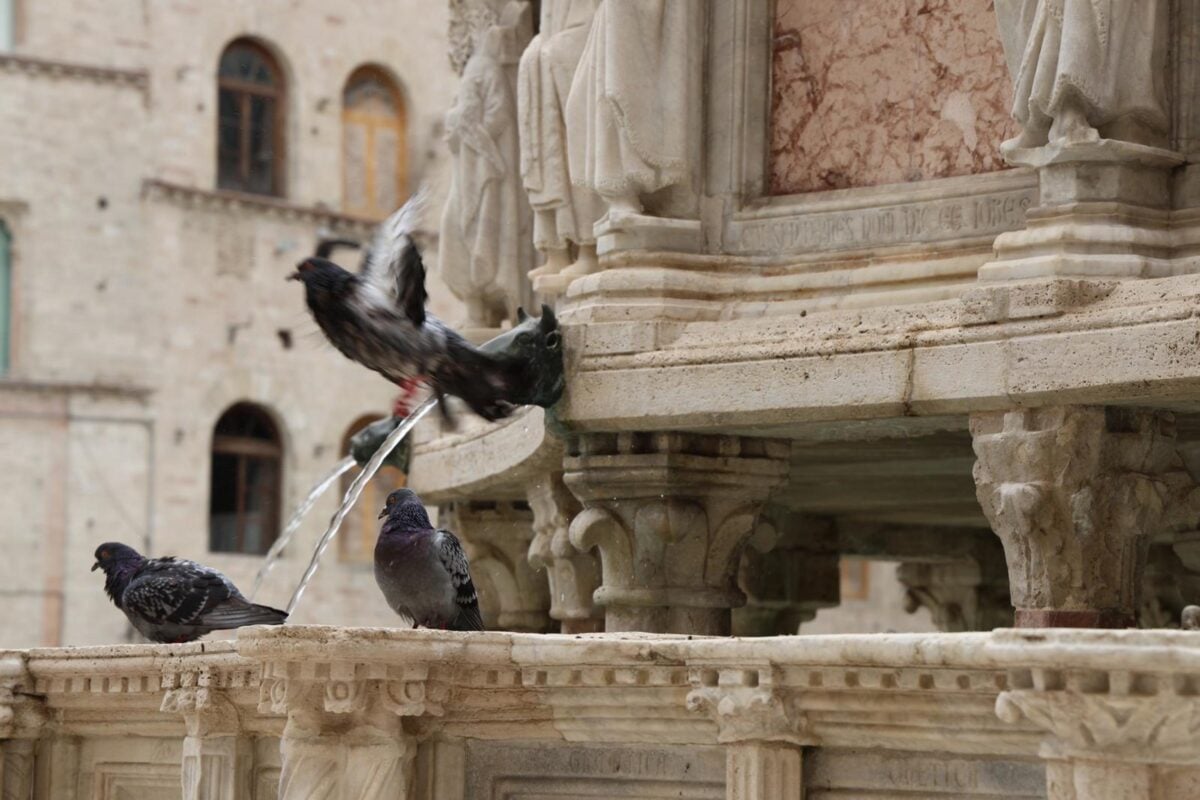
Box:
[480,303,565,410]
[349,305,565,468]
[349,417,413,471]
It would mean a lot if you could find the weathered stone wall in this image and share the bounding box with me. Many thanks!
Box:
[0,0,465,647]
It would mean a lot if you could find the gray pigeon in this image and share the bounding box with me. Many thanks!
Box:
[374,489,484,631]
[92,542,288,643]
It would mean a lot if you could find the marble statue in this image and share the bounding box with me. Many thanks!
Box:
[565,0,702,218]
[440,0,535,328]
[994,0,1169,150]
[518,0,605,280]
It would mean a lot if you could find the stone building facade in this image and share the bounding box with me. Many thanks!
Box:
[0,0,466,647]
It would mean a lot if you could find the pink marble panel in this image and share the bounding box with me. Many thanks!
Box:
[770,0,1019,195]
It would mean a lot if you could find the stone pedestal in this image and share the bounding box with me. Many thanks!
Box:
[527,474,604,634]
[565,432,789,635]
[979,141,1184,286]
[445,501,553,633]
[971,406,1189,628]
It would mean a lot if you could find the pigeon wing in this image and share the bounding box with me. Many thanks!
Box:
[122,558,233,625]
[434,529,485,631]
[359,188,428,325]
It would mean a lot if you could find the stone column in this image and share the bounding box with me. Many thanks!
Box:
[527,473,604,633]
[897,559,1013,632]
[686,667,806,800]
[565,432,789,635]
[160,672,251,800]
[997,666,1200,800]
[971,406,1189,628]
[446,500,553,632]
[262,661,439,800]
[733,512,839,636]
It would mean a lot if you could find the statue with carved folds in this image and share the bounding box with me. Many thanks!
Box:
[440,0,535,328]
[565,0,702,217]
[518,0,605,281]
[994,0,1169,151]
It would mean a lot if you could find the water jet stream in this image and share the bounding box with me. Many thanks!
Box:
[249,455,356,601]
[285,397,437,615]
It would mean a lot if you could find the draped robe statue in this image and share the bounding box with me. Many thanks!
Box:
[440,1,534,327]
[517,0,605,278]
[564,0,702,217]
[995,0,1169,150]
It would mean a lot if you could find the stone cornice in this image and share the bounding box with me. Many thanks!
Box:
[0,53,148,92]
[10,629,1200,761]
[142,180,378,235]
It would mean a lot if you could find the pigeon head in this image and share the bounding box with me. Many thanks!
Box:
[290,257,355,298]
[92,542,143,573]
[378,488,432,530]
[93,542,145,607]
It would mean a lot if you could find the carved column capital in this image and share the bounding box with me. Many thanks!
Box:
[685,667,809,747]
[997,666,1200,799]
[0,655,44,742]
[971,406,1189,627]
[259,661,446,722]
[565,432,789,634]
[527,473,603,633]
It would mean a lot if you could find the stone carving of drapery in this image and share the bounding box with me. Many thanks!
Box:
[440,0,535,327]
[994,0,1169,150]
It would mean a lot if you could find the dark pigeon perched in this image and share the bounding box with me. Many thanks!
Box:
[292,194,556,425]
[92,542,288,643]
[374,489,484,631]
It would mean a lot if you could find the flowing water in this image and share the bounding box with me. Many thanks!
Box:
[249,455,356,601]
[285,396,438,615]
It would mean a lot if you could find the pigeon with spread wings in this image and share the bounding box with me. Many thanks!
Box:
[292,192,540,424]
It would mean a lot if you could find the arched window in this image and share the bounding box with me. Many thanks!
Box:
[0,220,10,374]
[210,403,282,554]
[342,66,407,218]
[339,414,407,564]
[217,39,285,196]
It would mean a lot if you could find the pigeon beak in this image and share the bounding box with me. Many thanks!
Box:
[91,561,100,572]
[287,271,302,282]
[378,507,388,520]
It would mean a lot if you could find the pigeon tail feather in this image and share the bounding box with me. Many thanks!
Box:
[200,602,288,630]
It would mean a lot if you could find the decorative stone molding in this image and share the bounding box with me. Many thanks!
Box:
[0,53,149,92]
[257,661,445,720]
[565,432,790,634]
[526,473,603,633]
[142,180,378,235]
[971,406,1191,627]
[444,501,552,632]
